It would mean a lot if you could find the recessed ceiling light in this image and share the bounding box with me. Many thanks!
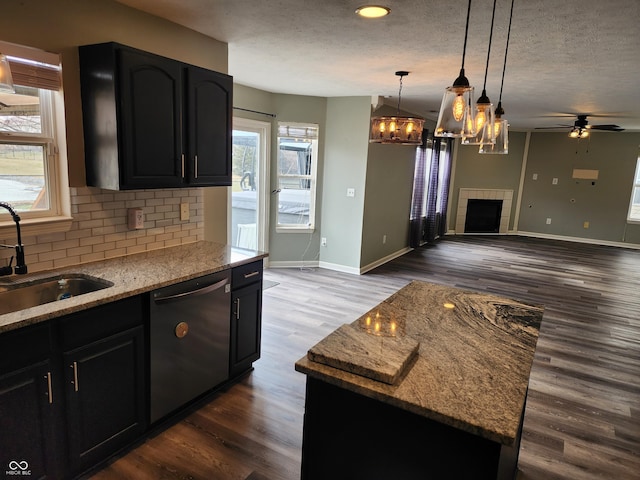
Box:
[355,5,391,18]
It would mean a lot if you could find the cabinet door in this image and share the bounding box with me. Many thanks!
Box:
[185,66,232,186]
[0,361,61,480]
[118,48,184,188]
[63,326,146,474]
[230,282,262,377]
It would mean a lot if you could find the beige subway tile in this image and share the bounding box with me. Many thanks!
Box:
[165,238,182,247]
[78,219,104,230]
[173,230,188,239]
[126,200,145,208]
[116,238,137,249]
[91,209,114,220]
[25,243,53,254]
[165,197,181,205]
[38,250,68,262]
[165,225,181,233]
[78,203,103,213]
[155,233,173,242]
[145,241,165,251]
[104,248,127,259]
[54,256,81,269]
[146,212,164,222]
[74,245,94,256]
[66,228,93,240]
[105,232,127,243]
[135,191,155,200]
[81,252,106,263]
[155,205,173,214]
[27,260,54,272]
[71,194,93,205]
[92,225,117,236]
[136,235,156,245]
[154,190,173,198]
[126,245,146,255]
[36,231,66,244]
[80,235,105,247]
[146,198,164,207]
[181,236,197,244]
[155,219,174,227]
[93,241,116,253]
[147,227,165,236]
[52,239,80,251]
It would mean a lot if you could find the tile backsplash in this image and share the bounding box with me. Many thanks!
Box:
[1,187,204,274]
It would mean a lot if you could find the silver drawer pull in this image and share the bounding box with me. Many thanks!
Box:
[71,361,79,392]
[45,372,53,404]
[244,271,260,279]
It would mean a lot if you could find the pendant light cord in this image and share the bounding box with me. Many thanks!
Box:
[482,0,498,92]
[460,0,472,70]
[498,0,515,104]
[397,74,403,114]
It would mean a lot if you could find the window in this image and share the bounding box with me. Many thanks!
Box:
[0,41,68,232]
[628,155,640,223]
[276,122,318,231]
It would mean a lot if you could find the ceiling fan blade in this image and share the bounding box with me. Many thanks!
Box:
[589,124,625,131]
[535,125,573,129]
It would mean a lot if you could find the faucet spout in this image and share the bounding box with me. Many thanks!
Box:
[0,201,28,275]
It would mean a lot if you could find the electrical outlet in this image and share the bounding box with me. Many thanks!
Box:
[180,203,189,221]
[321,237,327,247]
[346,188,355,197]
[583,221,590,229]
[546,218,552,225]
[552,178,558,185]
[127,208,144,230]
[532,173,538,180]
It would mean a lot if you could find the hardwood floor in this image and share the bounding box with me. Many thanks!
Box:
[90,235,640,480]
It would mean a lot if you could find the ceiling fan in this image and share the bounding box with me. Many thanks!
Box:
[536,114,625,138]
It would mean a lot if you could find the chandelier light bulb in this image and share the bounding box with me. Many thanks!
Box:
[389,121,396,132]
[379,121,386,133]
[452,94,466,122]
[581,129,589,138]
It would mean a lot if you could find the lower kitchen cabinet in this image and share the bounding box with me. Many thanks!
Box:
[230,261,263,377]
[0,297,146,479]
[0,359,62,480]
[63,325,145,474]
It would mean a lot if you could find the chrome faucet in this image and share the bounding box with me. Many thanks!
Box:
[0,202,28,275]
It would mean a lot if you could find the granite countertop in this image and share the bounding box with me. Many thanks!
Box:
[295,281,544,446]
[0,242,267,333]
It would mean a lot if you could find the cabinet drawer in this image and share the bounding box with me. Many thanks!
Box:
[59,296,144,350]
[232,260,263,290]
[0,323,52,374]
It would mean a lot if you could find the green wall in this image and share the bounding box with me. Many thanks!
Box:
[519,132,640,243]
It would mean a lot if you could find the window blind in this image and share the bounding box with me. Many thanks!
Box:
[8,57,62,91]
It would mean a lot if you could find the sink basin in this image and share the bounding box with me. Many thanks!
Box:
[0,274,114,315]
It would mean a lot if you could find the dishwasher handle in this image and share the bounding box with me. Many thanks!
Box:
[153,278,229,305]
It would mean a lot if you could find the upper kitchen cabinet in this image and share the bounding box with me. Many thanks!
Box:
[79,42,232,190]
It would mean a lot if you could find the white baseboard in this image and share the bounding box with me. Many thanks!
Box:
[515,231,640,250]
[358,247,413,274]
[268,260,320,269]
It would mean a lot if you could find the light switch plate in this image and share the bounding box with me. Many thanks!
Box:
[180,203,190,221]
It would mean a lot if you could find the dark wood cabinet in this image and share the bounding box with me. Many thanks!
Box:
[230,261,263,377]
[0,297,146,479]
[0,324,62,480]
[63,326,145,474]
[79,42,232,190]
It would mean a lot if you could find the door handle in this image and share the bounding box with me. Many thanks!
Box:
[45,372,53,404]
[71,361,79,392]
[235,298,240,320]
[195,155,198,179]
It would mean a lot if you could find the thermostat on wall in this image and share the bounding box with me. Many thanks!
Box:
[128,208,144,230]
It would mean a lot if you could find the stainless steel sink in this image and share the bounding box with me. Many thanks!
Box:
[0,274,114,315]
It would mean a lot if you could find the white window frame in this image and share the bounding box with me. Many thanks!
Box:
[627,155,640,224]
[276,122,319,233]
[0,41,71,239]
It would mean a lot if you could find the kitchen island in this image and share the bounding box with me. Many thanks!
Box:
[295,281,544,480]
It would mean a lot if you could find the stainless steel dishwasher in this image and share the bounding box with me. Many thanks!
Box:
[149,270,231,423]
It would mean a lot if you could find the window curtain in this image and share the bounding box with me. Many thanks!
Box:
[409,136,453,247]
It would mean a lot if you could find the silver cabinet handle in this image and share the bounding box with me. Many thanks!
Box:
[181,154,185,179]
[195,155,198,179]
[244,271,260,279]
[45,372,53,404]
[71,361,79,392]
[235,298,240,320]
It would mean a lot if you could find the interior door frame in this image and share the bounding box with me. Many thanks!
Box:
[229,117,271,263]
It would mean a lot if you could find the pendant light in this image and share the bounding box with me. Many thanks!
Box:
[480,0,515,154]
[370,71,425,145]
[462,0,498,146]
[0,53,15,94]
[434,0,475,138]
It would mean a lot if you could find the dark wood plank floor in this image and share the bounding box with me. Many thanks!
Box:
[90,235,640,480]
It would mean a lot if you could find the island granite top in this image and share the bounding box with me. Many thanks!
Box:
[295,280,544,446]
[0,241,267,333]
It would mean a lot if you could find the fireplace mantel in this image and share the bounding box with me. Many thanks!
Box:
[456,189,513,234]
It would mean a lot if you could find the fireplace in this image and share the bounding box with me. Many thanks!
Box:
[464,199,503,233]
[455,189,513,234]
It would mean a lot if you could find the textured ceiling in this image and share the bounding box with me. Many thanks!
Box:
[115,0,640,132]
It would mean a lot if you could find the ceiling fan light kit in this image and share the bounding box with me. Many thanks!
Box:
[369,71,424,145]
[435,0,476,138]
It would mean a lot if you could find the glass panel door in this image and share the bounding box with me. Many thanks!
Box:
[231,118,270,254]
